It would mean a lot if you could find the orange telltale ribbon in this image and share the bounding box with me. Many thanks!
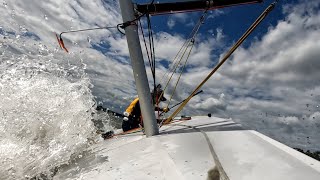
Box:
[55,33,69,53]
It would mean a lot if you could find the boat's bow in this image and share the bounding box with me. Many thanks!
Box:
[54,116,320,179]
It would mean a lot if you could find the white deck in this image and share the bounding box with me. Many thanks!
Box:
[54,116,320,180]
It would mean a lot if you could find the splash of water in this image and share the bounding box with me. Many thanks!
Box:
[0,32,98,179]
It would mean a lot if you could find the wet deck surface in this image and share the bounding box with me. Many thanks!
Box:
[53,116,320,180]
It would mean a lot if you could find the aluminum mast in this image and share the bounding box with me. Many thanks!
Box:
[119,0,263,137]
[119,0,159,136]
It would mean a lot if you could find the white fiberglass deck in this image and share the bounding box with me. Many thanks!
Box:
[54,116,320,180]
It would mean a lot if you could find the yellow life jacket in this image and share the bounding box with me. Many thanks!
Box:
[125,98,139,116]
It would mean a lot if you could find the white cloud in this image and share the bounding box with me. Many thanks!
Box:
[173,13,188,22]
[167,12,189,29]
[0,1,125,178]
[207,9,224,19]
[209,0,320,150]
[1,1,320,174]
[192,93,226,111]
[167,18,175,29]
[141,0,320,151]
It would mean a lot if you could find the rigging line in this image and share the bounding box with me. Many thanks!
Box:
[170,90,203,109]
[147,16,153,71]
[164,2,278,125]
[146,14,159,111]
[159,32,194,85]
[162,41,194,108]
[56,26,118,52]
[160,42,195,121]
[59,26,118,36]
[157,38,194,105]
[136,0,158,109]
[139,19,154,77]
[147,14,156,87]
[165,39,195,109]
[120,0,155,28]
[138,14,156,85]
[57,0,156,52]
[160,10,208,87]
[138,1,156,88]
[162,10,207,103]
[158,29,195,84]
[158,38,191,85]
[118,0,156,34]
[158,10,208,105]
[158,10,206,84]
[186,9,208,40]
[159,89,203,118]
[159,11,207,85]
[157,30,198,106]
[140,2,157,109]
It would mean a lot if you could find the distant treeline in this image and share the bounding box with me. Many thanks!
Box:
[294,148,320,161]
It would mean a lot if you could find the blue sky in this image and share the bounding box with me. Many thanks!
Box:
[1,0,320,152]
[100,0,320,151]
[137,0,287,46]
[4,1,320,178]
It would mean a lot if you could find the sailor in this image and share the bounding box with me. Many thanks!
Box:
[122,84,169,132]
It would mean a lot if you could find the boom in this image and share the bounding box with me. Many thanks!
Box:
[136,0,263,15]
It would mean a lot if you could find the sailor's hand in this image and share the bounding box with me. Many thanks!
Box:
[162,107,169,113]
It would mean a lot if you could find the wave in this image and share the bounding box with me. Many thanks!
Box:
[0,33,98,179]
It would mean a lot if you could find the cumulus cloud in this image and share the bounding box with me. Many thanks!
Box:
[167,13,188,29]
[199,0,320,150]
[1,0,320,152]
[137,0,320,150]
[192,93,226,111]
[167,18,176,29]
[207,9,224,19]
[0,0,139,109]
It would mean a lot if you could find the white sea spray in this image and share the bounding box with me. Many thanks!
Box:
[0,31,97,179]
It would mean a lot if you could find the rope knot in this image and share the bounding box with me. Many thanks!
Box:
[120,21,137,29]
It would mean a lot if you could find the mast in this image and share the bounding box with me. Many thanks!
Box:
[119,0,263,137]
[119,0,159,136]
